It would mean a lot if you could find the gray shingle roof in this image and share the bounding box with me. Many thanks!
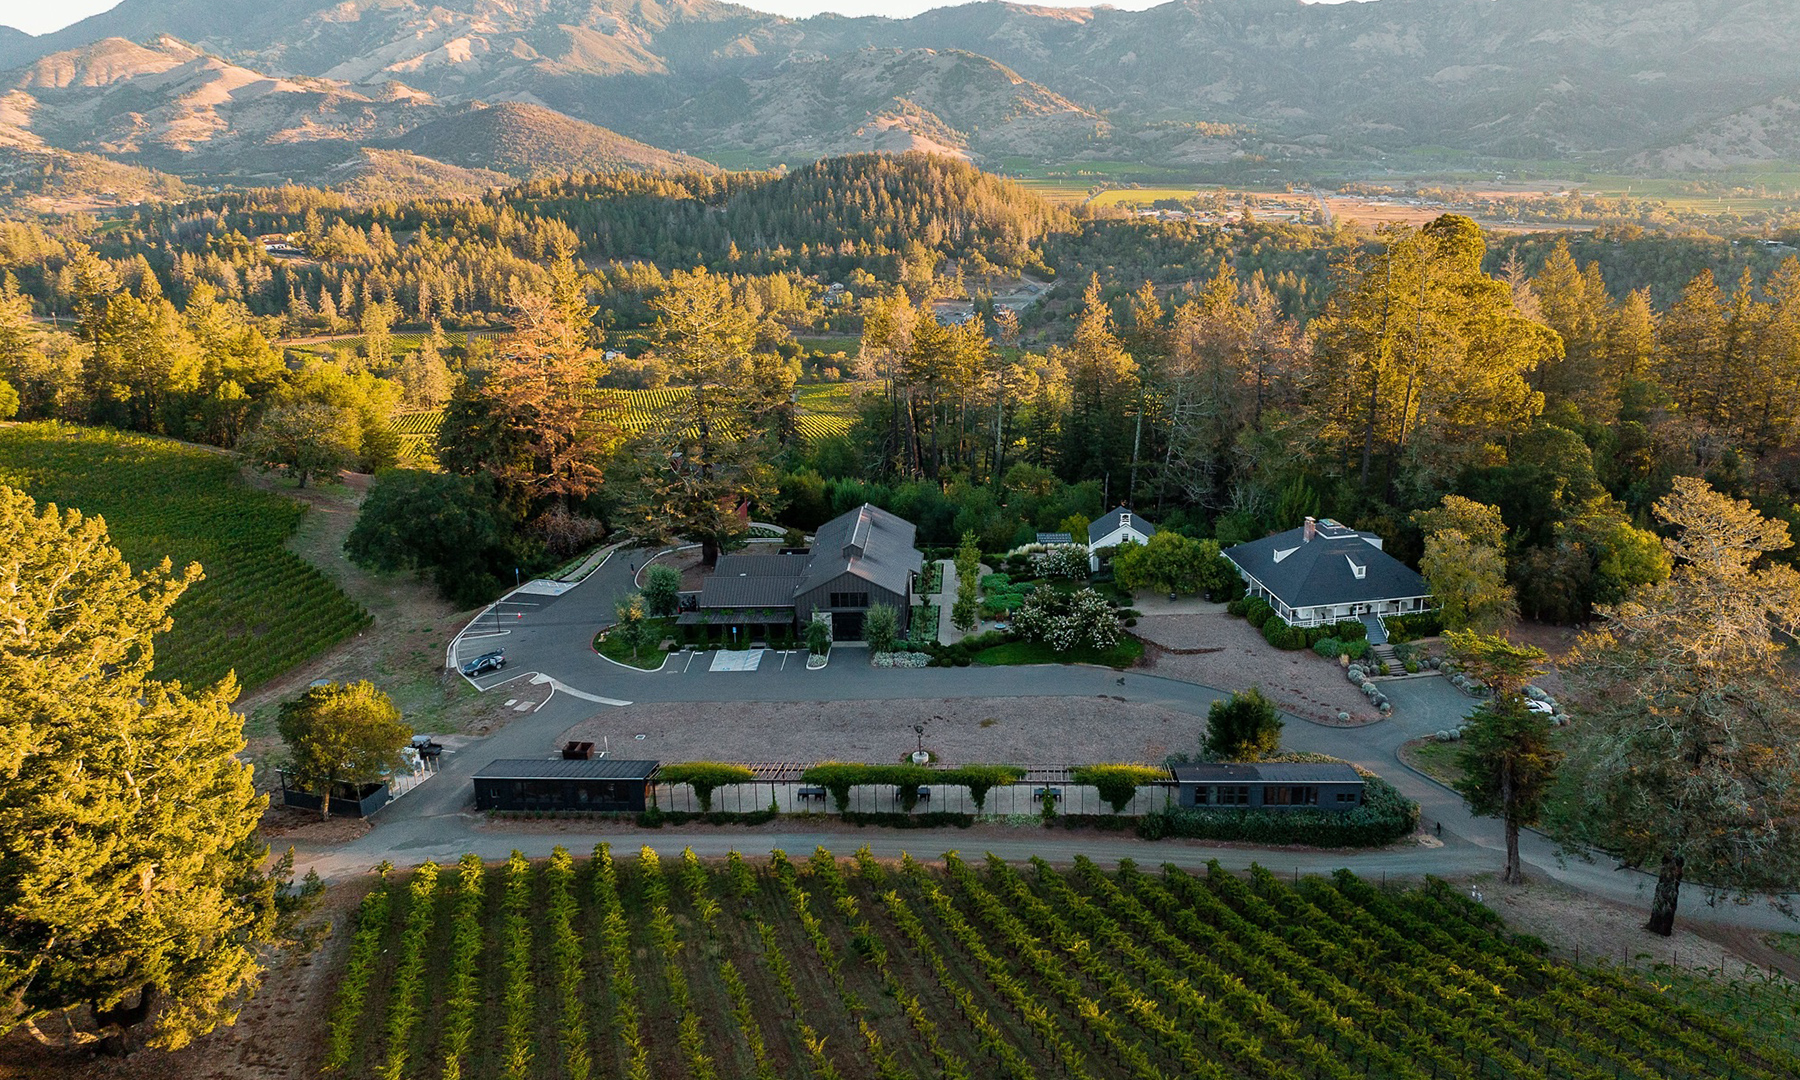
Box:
[1224,520,1428,610]
[1169,762,1363,785]
[474,758,660,781]
[798,503,923,598]
[1089,506,1156,546]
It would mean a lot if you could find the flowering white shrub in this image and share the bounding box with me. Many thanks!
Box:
[1034,543,1091,581]
[1012,586,1121,653]
[871,651,932,668]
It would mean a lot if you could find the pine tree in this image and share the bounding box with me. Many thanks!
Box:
[1554,478,1800,935]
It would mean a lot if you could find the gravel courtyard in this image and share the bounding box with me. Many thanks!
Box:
[1133,612,1385,725]
[558,695,1213,767]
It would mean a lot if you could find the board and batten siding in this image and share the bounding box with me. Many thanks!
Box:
[794,569,912,640]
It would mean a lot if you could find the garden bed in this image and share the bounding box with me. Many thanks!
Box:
[594,617,674,669]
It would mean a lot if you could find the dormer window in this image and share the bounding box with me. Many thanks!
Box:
[1346,555,1366,580]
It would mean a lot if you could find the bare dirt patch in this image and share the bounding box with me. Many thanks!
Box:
[640,545,707,590]
[559,695,1208,766]
[1452,871,1794,980]
[1134,613,1380,725]
[231,469,525,744]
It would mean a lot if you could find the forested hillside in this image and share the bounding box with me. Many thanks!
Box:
[1,151,1798,629]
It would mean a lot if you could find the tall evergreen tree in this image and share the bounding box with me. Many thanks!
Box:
[0,487,299,1051]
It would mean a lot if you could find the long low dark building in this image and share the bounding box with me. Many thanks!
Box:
[473,758,659,813]
[1169,761,1365,811]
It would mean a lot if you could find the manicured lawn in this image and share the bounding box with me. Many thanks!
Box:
[973,636,1144,670]
[1399,736,1466,787]
[594,617,674,669]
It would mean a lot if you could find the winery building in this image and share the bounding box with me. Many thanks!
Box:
[689,503,923,640]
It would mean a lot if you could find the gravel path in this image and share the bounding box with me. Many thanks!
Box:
[559,695,1205,766]
[1134,612,1381,724]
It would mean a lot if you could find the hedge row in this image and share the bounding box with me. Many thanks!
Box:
[1136,772,1419,847]
[1228,597,1374,652]
[801,762,1027,813]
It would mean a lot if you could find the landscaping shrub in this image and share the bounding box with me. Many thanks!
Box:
[1137,772,1418,847]
[657,762,755,813]
[1261,618,1305,649]
[1227,597,1250,617]
[1312,636,1370,660]
[1069,764,1169,813]
[801,763,1027,813]
[842,811,975,829]
[1244,598,1274,628]
[1332,619,1368,641]
[1384,611,1443,643]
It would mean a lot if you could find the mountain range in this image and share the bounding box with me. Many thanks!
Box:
[1,0,1797,201]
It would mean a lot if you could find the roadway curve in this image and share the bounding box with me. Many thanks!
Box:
[294,548,1796,935]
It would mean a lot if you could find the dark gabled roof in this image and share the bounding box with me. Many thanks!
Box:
[474,758,660,781]
[798,503,922,598]
[1037,532,1073,545]
[1224,519,1428,609]
[699,554,808,608]
[1089,506,1156,545]
[1170,762,1363,785]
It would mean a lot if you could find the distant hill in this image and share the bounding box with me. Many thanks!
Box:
[664,47,1106,165]
[384,102,713,179]
[322,147,513,201]
[3,0,1800,184]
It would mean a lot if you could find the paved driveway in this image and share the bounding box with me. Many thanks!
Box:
[370,557,1798,932]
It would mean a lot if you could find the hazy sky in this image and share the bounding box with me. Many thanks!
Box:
[0,0,1366,38]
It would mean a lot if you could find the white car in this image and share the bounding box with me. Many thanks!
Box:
[1525,699,1554,715]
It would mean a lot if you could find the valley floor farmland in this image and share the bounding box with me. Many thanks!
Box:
[0,422,369,690]
[322,845,1798,1080]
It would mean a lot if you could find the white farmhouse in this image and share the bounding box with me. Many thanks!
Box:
[1223,516,1432,642]
[1087,506,1156,573]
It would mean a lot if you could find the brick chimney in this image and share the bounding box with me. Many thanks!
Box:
[1303,516,1317,542]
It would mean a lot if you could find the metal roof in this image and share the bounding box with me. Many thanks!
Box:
[1169,762,1363,784]
[797,503,923,598]
[1224,523,1428,610]
[473,758,660,781]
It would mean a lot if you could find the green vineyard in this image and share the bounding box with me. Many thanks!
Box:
[0,423,370,690]
[320,845,1797,1080]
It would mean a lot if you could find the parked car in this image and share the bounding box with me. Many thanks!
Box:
[1525,699,1553,715]
[460,650,505,676]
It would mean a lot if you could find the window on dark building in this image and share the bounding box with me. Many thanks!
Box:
[829,591,870,608]
[1267,785,1319,806]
